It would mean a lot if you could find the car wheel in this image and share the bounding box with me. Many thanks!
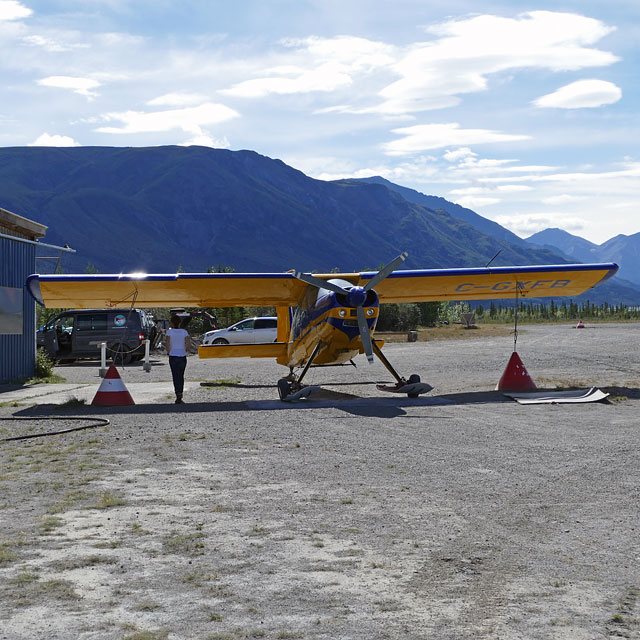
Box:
[111,344,132,365]
[212,338,229,345]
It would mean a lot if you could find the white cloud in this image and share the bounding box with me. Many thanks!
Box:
[494,213,586,237]
[534,79,622,109]
[38,75,101,99]
[148,92,209,107]
[95,102,239,135]
[605,201,636,210]
[450,185,532,195]
[384,123,530,155]
[180,134,230,149]
[22,34,90,52]
[454,196,501,208]
[443,147,475,162]
[0,0,31,20]
[285,35,395,71]
[542,194,586,204]
[222,35,394,98]
[29,133,79,147]
[373,11,618,115]
[222,63,353,97]
[478,162,640,185]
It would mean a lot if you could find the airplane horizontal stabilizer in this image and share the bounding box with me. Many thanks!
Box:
[198,343,288,359]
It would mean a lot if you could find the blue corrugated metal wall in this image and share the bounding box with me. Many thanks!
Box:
[1,236,36,383]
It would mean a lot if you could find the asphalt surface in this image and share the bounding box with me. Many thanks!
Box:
[0,322,638,639]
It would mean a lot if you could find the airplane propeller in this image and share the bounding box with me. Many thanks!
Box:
[294,252,408,363]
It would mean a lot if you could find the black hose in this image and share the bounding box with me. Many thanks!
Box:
[0,417,111,442]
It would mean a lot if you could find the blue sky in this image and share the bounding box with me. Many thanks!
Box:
[2,0,638,244]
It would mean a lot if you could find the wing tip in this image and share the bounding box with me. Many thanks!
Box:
[26,274,44,306]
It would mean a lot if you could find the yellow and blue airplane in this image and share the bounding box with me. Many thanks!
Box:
[27,254,618,401]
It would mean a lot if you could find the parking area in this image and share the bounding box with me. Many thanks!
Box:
[1,322,639,639]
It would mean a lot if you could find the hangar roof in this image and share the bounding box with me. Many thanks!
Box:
[0,207,47,241]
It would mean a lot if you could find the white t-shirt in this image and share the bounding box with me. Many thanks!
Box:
[167,328,189,357]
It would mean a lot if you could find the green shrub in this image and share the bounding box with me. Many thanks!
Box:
[34,349,54,378]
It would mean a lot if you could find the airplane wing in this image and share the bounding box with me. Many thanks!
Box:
[26,272,307,309]
[27,262,618,309]
[356,263,619,303]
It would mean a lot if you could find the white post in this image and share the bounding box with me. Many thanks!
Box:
[143,339,151,373]
[99,342,107,377]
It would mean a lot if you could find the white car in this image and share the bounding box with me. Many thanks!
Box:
[202,316,278,345]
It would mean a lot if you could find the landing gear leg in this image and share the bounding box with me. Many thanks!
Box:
[372,341,432,398]
[276,342,323,402]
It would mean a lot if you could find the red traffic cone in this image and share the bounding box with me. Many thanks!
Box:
[576,319,585,329]
[92,365,135,406]
[496,351,537,391]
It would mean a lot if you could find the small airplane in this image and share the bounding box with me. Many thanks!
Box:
[27,254,618,401]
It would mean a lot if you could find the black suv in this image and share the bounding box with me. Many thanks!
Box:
[39,309,157,364]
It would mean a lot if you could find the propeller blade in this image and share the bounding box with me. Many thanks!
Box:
[357,306,374,364]
[294,271,349,295]
[363,252,408,291]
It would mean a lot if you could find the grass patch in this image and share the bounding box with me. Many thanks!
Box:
[50,554,117,571]
[248,524,267,537]
[378,324,513,343]
[122,632,169,640]
[163,530,205,556]
[134,601,162,611]
[131,522,152,536]
[39,516,64,535]
[91,491,127,509]
[13,373,67,385]
[59,396,87,408]
[47,490,90,514]
[4,570,79,606]
[201,378,242,387]
[0,542,18,566]
[183,570,219,586]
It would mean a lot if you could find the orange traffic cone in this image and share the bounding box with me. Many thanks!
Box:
[576,319,585,329]
[496,351,537,391]
[92,365,135,406]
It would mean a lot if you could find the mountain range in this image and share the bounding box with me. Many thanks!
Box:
[0,145,637,304]
[526,228,640,287]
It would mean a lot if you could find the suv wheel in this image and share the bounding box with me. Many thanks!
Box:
[111,344,132,365]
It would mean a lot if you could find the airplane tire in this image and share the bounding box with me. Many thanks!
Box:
[277,378,291,401]
[407,373,421,398]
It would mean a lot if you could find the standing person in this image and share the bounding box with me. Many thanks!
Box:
[166,315,190,404]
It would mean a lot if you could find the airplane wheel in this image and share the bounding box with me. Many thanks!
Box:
[277,378,291,401]
[407,373,420,398]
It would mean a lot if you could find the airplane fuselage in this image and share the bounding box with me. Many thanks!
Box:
[280,278,379,368]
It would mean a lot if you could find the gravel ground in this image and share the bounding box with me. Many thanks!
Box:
[0,322,639,640]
